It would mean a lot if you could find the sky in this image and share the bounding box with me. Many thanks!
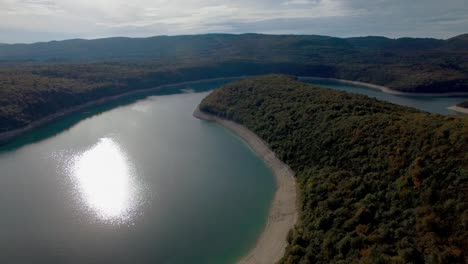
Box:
[1,0,467,43]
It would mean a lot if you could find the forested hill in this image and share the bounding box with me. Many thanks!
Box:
[199,75,468,263]
[0,33,467,62]
[0,33,467,134]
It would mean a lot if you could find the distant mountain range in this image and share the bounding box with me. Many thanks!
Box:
[0,33,467,62]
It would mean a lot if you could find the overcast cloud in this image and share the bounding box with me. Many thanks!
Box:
[0,0,467,43]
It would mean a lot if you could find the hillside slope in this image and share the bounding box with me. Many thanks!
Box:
[0,33,467,134]
[199,75,468,263]
[0,33,466,62]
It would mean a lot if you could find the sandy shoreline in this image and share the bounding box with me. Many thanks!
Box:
[193,108,297,264]
[448,105,468,115]
[301,77,468,97]
[0,76,243,146]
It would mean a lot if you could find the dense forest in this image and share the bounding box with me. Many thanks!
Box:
[0,33,467,134]
[199,75,468,263]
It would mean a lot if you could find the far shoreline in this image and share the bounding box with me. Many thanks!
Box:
[193,107,298,264]
[2,74,468,147]
[0,76,243,146]
[301,77,468,97]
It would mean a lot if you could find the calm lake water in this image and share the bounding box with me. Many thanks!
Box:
[302,77,468,115]
[0,82,275,264]
[0,78,466,264]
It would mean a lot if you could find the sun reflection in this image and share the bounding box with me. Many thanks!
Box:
[68,137,139,224]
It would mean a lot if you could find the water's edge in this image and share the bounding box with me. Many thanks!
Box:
[301,77,468,97]
[448,105,468,115]
[1,75,466,262]
[3,75,468,146]
[0,77,243,146]
[193,107,298,264]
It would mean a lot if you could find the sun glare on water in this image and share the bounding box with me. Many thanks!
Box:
[67,137,140,224]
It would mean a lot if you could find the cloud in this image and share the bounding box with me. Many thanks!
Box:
[283,0,319,6]
[0,0,467,43]
[3,0,64,15]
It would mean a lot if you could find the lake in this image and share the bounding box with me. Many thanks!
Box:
[0,83,275,263]
[0,77,466,264]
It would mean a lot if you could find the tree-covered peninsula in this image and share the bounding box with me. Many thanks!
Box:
[199,75,468,263]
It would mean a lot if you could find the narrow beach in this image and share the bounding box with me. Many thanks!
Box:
[448,105,468,115]
[193,108,298,264]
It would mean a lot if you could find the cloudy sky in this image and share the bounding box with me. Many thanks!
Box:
[1,0,467,43]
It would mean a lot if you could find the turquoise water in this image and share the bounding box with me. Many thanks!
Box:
[0,77,466,264]
[301,78,468,115]
[0,83,275,263]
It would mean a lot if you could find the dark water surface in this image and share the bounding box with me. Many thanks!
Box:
[0,78,466,264]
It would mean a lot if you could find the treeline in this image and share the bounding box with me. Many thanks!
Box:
[1,33,468,133]
[0,61,333,133]
[199,75,468,263]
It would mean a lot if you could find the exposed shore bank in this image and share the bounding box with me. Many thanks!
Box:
[448,105,468,115]
[3,75,467,146]
[193,107,298,264]
[301,77,468,97]
[0,77,243,146]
